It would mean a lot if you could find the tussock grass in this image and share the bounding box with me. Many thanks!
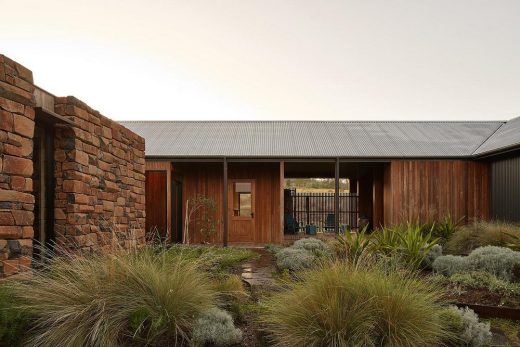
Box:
[7,248,216,347]
[445,221,520,255]
[260,261,451,347]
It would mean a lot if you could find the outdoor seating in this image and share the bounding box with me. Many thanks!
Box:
[284,213,300,234]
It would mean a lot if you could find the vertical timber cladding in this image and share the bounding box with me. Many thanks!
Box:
[384,160,490,225]
[491,154,520,222]
[176,162,283,245]
[145,171,168,238]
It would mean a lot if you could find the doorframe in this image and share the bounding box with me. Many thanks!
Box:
[33,121,55,259]
[228,178,256,243]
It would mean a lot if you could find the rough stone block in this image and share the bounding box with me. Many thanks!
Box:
[0,110,13,131]
[13,114,34,138]
[0,226,22,239]
[2,155,33,177]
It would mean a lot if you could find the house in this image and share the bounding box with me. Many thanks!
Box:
[122,119,520,246]
[0,55,146,277]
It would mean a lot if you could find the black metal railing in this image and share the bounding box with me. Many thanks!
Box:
[286,189,359,233]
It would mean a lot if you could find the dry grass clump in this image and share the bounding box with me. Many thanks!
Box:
[7,248,216,347]
[445,221,520,255]
[260,261,452,347]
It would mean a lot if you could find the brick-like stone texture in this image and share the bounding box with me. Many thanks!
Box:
[0,54,146,277]
[53,97,146,253]
[0,54,35,277]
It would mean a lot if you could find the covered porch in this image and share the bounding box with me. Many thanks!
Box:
[144,159,386,246]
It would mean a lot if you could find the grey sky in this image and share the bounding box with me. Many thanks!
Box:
[1,0,519,121]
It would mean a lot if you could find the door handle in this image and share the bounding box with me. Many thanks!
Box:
[251,212,254,218]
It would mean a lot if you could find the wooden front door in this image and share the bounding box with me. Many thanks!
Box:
[228,180,256,243]
[145,171,168,239]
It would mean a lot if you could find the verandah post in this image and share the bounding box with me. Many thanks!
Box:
[335,157,340,233]
[223,157,228,247]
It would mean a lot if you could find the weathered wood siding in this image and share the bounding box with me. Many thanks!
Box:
[145,171,168,238]
[145,161,172,238]
[229,163,283,244]
[173,162,283,245]
[383,160,490,225]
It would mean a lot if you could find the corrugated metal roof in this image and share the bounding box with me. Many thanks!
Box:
[473,116,520,156]
[120,121,505,158]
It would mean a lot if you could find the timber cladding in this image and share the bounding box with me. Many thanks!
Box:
[172,162,283,245]
[383,160,490,225]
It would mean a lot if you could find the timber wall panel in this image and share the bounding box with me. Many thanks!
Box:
[175,162,282,245]
[384,160,490,226]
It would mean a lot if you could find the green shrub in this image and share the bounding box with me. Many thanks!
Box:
[372,223,439,269]
[445,221,520,254]
[192,308,242,346]
[9,248,217,346]
[423,244,443,269]
[433,246,520,282]
[428,215,463,245]
[0,284,32,347]
[260,262,451,347]
[333,226,371,266]
[275,247,317,271]
[443,306,491,347]
[371,225,401,256]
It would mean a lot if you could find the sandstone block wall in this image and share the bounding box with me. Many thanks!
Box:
[0,54,146,277]
[53,97,146,252]
[0,55,36,277]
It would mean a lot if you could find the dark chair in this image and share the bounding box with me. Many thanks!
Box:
[324,213,335,232]
[284,213,300,234]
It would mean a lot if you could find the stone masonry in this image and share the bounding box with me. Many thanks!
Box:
[0,55,36,277]
[53,97,146,253]
[0,54,146,278]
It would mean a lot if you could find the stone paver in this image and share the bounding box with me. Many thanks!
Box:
[241,249,275,287]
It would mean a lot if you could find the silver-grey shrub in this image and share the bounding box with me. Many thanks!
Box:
[432,254,466,277]
[433,246,520,281]
[275,247,316,271]
[292,238,328,252]
[423,244,443,269]
[466,246,520,282]
[447,306,492,347]
[192,308,242,346]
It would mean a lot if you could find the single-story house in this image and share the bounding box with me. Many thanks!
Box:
[123,118,520,246]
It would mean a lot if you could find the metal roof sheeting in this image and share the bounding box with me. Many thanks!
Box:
[473,116,520,156]
[120,121,512,158]
[117,121,508,158]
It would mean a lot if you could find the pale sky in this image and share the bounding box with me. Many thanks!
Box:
[1,0,519,121]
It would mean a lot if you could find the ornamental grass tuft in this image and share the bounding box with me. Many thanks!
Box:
[260,261,452,347]
[7,248,217,347]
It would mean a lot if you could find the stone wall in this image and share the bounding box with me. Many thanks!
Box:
[0,55,36,277]
[53,97,146,252]
[0,54,146,278]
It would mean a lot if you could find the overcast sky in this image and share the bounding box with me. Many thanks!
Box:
[1,0,519,121]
